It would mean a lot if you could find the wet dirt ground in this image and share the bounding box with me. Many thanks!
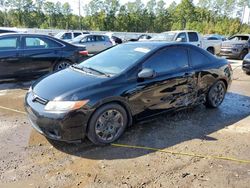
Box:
[0,60,250,188]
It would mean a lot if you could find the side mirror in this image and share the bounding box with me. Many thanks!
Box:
[138,68,155,79]
[176,37,184,42]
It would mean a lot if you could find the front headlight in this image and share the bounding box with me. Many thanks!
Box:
[44,100,89,112]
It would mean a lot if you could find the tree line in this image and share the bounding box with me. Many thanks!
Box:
[0,0,250,36]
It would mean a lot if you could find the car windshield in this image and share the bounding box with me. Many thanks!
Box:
[229,36,249,41]
[77,43,158,75]
[72,34,87,42]
[151,32,176,41]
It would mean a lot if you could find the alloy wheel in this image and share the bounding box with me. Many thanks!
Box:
[55,61,71,71]
[95,109,124,142]
[209,82,225,107]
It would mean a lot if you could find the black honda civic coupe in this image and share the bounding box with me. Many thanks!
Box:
[25,42,233,145]
[0,33,88,80]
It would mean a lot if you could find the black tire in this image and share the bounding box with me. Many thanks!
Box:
[245,71,250,75]
[205,81,226,108]
[239,49,248,60]
[87,103,128,145]
[207,47,215,55]
[53,60,72,71]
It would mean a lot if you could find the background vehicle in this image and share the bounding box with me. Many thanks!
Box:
[105,32,123,44]
[203,34,227,41]
[25,42,232,145]
[150,30,221,55]
[129,34,152,42]
[242,53,250,74]
[70,34,114,54]
[219,34,250,60]
[54,31,90,42]
[0,33,88,79]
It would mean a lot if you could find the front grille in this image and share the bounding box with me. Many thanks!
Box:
[32,92,48,105]
[222,44,233,48]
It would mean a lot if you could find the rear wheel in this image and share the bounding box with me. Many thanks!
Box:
[54,60,72,71]
[205,81,226,108]
[87,103,128,145]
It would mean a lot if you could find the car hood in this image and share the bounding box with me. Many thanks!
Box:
[32,68,107,101]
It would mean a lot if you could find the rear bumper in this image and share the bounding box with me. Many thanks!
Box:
[25,91,93,142]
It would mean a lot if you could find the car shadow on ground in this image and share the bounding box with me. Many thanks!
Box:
[48,91,250,160]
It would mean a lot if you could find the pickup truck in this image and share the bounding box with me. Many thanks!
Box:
[219,34,250,60]
[150,30,221,55]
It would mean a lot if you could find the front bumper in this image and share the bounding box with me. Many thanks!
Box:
[25,91,92,142]
[219,48,241,58]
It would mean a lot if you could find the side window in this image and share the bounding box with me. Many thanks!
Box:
[208,37,218,40]
[25,37,61,49]
[86,36,95,42]
[62,33,72,40]
[190,48,210,67]
[95,35,105,42]
[143,47,189,74]
[176,32,187,42]
[188,32,199,42]
[0,37,18,50]
[74,33,82,38]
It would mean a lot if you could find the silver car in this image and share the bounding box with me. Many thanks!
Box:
[54,31,90,42]
[70,34,115,54]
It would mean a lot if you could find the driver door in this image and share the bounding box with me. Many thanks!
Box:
[130,46,196,119]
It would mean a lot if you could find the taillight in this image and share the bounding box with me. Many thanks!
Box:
[79,50,88,56]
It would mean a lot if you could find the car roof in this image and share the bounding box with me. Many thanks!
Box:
[162,30,197,33]
[0,33,52,37]
[81,34,108,37]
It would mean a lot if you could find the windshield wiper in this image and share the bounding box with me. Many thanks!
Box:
[71,65,111,77]
[82,66,111,77]
[71,64,87,72]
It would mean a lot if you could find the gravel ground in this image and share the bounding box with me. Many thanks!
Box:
[0,60,250,188]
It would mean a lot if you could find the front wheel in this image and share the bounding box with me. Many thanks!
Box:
[87,103,128,145]
[205,81,226,108]
[239,49,248,60]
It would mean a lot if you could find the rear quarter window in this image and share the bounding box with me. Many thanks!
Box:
[189,48,210,67]
[0,37,18,50]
